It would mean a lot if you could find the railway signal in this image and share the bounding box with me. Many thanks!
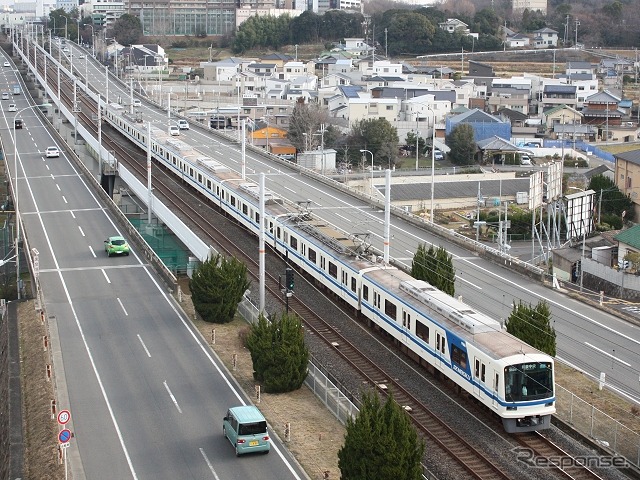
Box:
[285,268,294,292]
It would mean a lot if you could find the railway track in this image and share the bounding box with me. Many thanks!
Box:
[31,49,614,480]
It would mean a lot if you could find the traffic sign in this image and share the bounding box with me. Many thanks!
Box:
[60,442,70,449]
[57,410,71,425]
[58,429,71,443]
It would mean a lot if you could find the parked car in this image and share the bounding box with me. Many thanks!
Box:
[104,236,130,256]
[169,125,180,136]
[177,119,189,130]
[45,146,60,158]
[434,149,444,160]
[521,155,532,166]
[8,104,16,112]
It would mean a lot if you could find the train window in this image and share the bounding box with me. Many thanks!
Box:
[351,277,356,292]
[216,186,220,197]
[242,204,248,215]
[374,293,381,309]
[406,313,411,330]
[320,257,325,270]
[290,236,297,251]
[255,212,260,224]
[415,321,429,343]
[231,196,236,207]
[481,364,486,383]
[173,158,177,166]
[308,248,316,263]
[362,284,369,301]
[301,244,305,256]
[384,300,397,321]
[436,334,440,351]
[189,168,194,178]
[451,345,467,369]
[276,227,281,239]
[475,359,480,378]
[207,180,211,190]
[198,173,202,184]
[328,262,337,279]
[494,374,499,391]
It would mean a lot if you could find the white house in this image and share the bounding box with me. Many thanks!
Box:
[532,27,558,48]
[438,18,470,35]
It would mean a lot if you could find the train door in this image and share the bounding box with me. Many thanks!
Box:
[435,332,445,369]
[492,371,499,408]
[473,358,481,398]
[401,310,410,345]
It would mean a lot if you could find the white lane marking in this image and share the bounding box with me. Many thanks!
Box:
[163,381,183,413]
[70,211,76,219]
[367,229,383,240]
[284,186,296,193]
[117,298,128,316]
[199,448,221,480]
[335,213,350,222]
[137,335,151,358]
[78,226,85,237]
[405,250,414,255]
[584,342,631,367]
[455,275,482,289]
[45,164,50,170]
[19,141,139,478]
[102,269,111,284]
[62,196,68,203]
[56,184,61,191]
[89,246,96,258]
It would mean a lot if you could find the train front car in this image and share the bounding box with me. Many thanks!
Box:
[500,354,555,433]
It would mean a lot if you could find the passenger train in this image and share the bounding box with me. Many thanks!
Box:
[102,105,555,433]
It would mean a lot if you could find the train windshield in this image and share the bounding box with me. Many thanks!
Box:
[504,362,553,402]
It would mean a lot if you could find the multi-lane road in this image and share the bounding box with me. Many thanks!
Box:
[5,39,307,479]
[7,31,640,478]
[49,35,640,403]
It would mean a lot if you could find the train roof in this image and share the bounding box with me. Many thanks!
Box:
[363,270,542,361]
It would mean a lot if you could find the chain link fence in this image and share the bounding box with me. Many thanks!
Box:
[555,384,640,467]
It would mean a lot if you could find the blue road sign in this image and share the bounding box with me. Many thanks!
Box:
[59,429,71,443]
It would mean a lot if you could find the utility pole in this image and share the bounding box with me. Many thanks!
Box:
[574,19,580,47]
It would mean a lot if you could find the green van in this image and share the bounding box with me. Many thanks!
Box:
[223,405,271,456]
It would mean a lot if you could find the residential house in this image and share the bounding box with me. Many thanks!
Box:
[505,33,530,48]
[614,225,640,269]
[278,61,309,81]
[488,77,532,114]
[542,104,582,131]
[446,108,511,142]
[541,84,577,109]
[599,58,635,77]
[532,28,558,48]
[439,18,471,35]
[341,38,371,57]
[259,53,294,69]
[251,125,295,155]
[320,73,352,88]
[327,59,353,76]
[203,57,245,82]
[346,97,400,128]
[581,90,623,140]
[613,148,640,220]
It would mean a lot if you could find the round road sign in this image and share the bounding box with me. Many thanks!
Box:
[57,410,71,425]
[58,429,71,443]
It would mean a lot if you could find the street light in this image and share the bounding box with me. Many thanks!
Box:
[12,104,45,299]
[360,149,374,196]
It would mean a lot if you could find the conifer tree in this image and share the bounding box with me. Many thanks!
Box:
[338,392,424,480]
[245,312,309,393]
[189,253,250,324]
[411,243,455,296]
[506,301,556,356]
